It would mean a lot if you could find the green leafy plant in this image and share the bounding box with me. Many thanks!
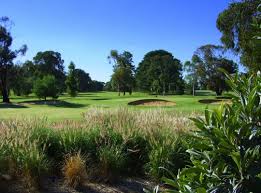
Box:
[159,72,261,192]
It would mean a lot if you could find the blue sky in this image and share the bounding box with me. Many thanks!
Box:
[1,0,235,82]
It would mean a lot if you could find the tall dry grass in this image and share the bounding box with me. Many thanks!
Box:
[0,107,199,190]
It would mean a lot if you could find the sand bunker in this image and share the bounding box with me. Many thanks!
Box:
[128,99,176,106]
[199,99,232,104]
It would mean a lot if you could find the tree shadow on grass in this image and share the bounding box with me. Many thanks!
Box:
[91,98,111,101]
[195,90,215,96]
[0,103,28,108]
[198,99,231,104]
[216,96,232,99]
[61,96,100,100]
[19,100,87,108]
[128,99,175,105]
[116,178,150,193]
[78,95,100,98]
[75,178,149,193]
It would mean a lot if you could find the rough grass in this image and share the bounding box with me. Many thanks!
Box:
[63,152,87,188]
[0,107,200,192]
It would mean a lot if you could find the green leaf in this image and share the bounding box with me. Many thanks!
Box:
[161,177,179,189]
[196,187,206,193]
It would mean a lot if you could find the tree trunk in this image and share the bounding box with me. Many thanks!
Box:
[0,73,10,103]
[215,89,223,96]
[129,88,132,95]
[2,87,10,103]
[162,82,166,96]
[192,83,195,96]
[118,84,120,96]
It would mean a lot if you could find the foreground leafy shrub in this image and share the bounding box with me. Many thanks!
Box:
[160,72,261,192]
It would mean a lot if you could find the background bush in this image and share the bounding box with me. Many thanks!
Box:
[33,75,60,100]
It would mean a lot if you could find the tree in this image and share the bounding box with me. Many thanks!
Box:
[151,80,160,96]
[108,50,135,96]
[33,75,59,100]
[216,0,260,71]
[66,62,78,97]
[184,58,197,96]
[74,69,92,92]
[251,4,261,65]
[33,51,66,93]
[9,64,33,96]
[104,80,113,91]
[89,80,104,91]
[0,17,27,102]
[193,44,238,96]
[136,50,183,95]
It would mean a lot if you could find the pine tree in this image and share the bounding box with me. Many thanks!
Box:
[66,62,78,97]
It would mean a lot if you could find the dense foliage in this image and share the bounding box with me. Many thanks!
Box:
[9,64,33,96]
[108,50,135,95]
[33,75,60,100]
[66,62,78,97]
[183,57,198,96]
[32,51,66,93]
[0,17,27,102]
[136,50,184,95]
[217,0,260,71]
[192,45,238,95]
[74,68,92,92]
[158,72,261,193]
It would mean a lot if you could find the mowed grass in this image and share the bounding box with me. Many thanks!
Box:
[0,91,220,121]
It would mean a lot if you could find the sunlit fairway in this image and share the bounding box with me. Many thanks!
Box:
[0,91,223,121]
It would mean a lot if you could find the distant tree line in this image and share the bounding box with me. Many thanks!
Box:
[1,0,260,102]
[0,18,104,102]
[8,50,104,101]
[105,0,260,96]
[105,49,184,96]
[183,0,260,96]
[105,47,238,96]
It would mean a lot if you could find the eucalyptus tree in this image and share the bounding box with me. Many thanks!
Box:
[0,17,27,102]
[193,44,238,96]
[217,0,260,71]
[108,50,135,96]
[184,56,198,96]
